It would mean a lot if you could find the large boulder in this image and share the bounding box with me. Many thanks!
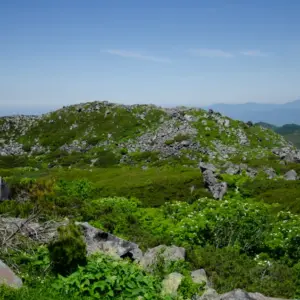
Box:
[140,245,185,271]
[0,260,22,288]
[75,222,143,261]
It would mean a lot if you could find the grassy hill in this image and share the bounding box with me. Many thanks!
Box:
[0,101,294,170]
[1,101,300,299]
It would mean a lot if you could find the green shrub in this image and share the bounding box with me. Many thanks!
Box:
[178,275,204,299]
[53,253,163,299]
[48,223,87,275]
[188,245,296,298]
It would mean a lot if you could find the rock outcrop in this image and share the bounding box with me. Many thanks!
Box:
[200,163,227,200]
[76,222,143,261]
[272,147,300,163]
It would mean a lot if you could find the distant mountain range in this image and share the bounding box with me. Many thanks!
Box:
[205,100,300,126]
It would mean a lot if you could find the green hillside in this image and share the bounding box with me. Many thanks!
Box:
[1,102,300,299]
[257,122,300,148]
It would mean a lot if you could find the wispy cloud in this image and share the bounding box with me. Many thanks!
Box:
[104,50,171,63]
[240,50,268,57]
[188,48,234,58]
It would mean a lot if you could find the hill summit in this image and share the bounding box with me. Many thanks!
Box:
[0,101,299,173]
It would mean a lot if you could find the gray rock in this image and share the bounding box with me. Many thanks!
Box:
[203,170,217,187]
[219,289,286,300]
[195,288,218,300]
[76,222,143,261]
[161,272,184,297]
[181,140,191,147]
[264,168,276,179]
[201,164,228,200]
[284,170,297,181]
[246,168,258,178]
[225,166,240,175]
[195,288,286,300]
[210,182,227,200]
[184,114,196,122]
[0,260,22,288]
[272,147,300,163]
[199,162,217,172]
[191,269,208,284]
[140,245,185,271]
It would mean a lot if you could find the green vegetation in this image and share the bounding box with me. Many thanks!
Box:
[2,195,300,298]
[48,223,87,275]
[2,102,300,299]
[257,122,300,148]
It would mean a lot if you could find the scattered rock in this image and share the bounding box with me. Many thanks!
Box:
[203,169,218,186]
[199,162,217,173]
[195,288,287,300]
[272,147,300,163]
[76,222,143,261]
[246,167,258,178]
[60,140,91,153]
[195,288,218,300]
[284,170,297,181]
[264,168,276,179]
[225,166,240,175]
[210,182,228,200]
[0,260,22,288]
[161,272,184,297]
[140,245,185,271]
[218,289,286,300]
[191,269,208,285]
[202,170,227,200]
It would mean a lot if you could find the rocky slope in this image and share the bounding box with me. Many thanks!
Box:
[0,217,289,299]
[0,101,299,172]
[257,122,300,149]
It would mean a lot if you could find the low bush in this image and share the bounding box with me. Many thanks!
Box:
[48,223,87,275]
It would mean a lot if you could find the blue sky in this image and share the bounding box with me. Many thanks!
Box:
[1,0,300,114]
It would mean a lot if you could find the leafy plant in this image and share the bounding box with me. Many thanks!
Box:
[53,253,163,299]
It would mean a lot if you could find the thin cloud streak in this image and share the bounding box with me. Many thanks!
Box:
[240,50,268,57]
[104,50,171,63]
[188,48,234,58]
